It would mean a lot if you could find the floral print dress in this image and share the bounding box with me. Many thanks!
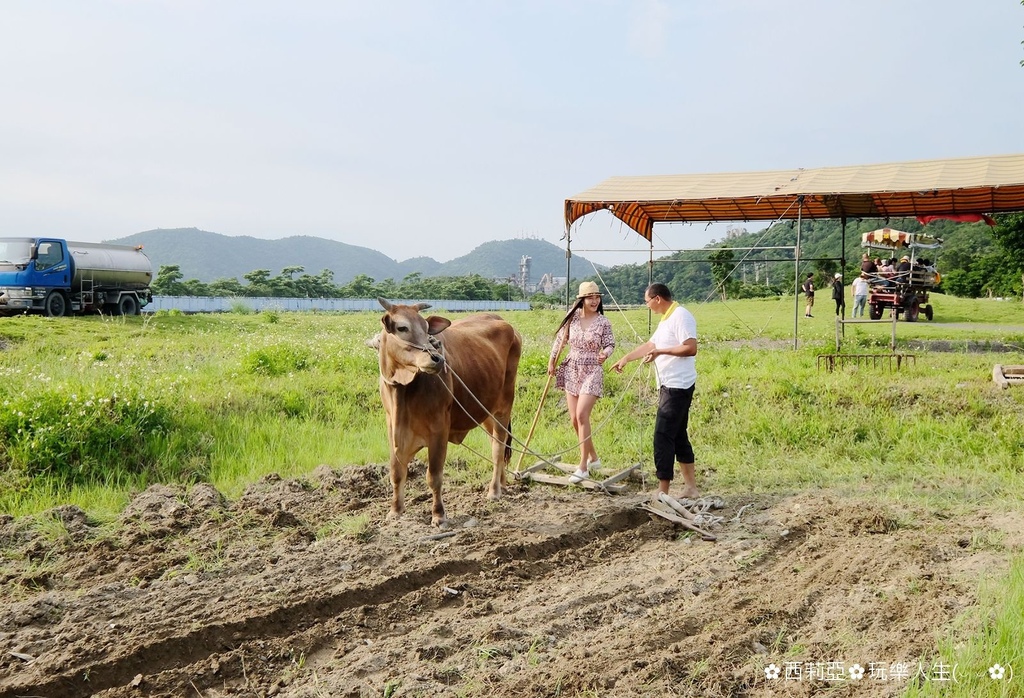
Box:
[550,311,615,397]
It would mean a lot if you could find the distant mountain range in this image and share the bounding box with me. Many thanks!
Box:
[108,228,597,285]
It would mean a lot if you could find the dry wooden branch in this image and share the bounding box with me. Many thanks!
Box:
[523,472,626,493]
[600,463,641,486]
[512,456,565,479]
[640,499,717,541]
[657,492,696,520]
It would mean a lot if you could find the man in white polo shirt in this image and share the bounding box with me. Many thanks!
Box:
[612,283,699,498]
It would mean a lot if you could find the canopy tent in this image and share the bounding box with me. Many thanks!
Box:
[861,228,943,250]
[563,153,1024,348]
[565,153,1024,239]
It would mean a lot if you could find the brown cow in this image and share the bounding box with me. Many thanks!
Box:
[376,298,522,526]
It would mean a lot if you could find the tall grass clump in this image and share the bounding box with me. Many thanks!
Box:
[0,387,174,483]
[228,299,254,314]
[241,344,311,376]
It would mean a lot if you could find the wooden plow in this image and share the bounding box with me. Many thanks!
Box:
[512,457,640,494]
[638,493,722,541]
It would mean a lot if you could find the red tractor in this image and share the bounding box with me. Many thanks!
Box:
[861,228,942,322]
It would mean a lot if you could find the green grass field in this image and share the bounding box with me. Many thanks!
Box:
[1,294,1021,514]
[0,295,1022,697]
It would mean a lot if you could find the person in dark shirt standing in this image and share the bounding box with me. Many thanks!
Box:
[801,273,815,318]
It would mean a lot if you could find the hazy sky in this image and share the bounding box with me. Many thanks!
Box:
[2,1,1022,268]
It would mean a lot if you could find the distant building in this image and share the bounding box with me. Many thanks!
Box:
[518,256,531,291]
[534,273,566,295]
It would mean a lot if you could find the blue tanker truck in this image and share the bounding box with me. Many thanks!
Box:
[0,237,153,317]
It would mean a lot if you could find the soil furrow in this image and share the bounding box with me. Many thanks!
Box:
[1,503,651,698]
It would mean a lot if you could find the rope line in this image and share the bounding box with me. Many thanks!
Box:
[439,356,649,469]
[690,199,802,336]
[588,261,646,343]
[378,315,656,479]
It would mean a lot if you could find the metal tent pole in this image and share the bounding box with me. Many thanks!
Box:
[841,215,847,338]
[794,197,804,350]
[648,237,654,335]
[565,229,572,308]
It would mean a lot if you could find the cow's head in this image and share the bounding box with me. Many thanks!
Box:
[377,297,452,385]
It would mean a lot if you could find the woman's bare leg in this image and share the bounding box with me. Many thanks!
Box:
[575,393,599,469]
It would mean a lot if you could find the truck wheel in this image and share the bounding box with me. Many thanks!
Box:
[118,295,140,316]
[924,304,934,321]
[44,291,67,318]
[905,299,920,322]
[869,304,882,320]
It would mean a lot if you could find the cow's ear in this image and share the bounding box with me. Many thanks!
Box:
[426,316,451,335]
[381,314,395,333]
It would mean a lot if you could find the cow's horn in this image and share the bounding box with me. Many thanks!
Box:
[412,302,432,311]
[377,297,393,311]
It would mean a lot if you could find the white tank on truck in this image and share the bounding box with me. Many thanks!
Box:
[0,237,154,317]
[66,241,153,290]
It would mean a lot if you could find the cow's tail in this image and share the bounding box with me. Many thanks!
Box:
[504,418,513,464]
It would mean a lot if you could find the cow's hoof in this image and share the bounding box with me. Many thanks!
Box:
[486,486,503,501]
[388,507,404,520]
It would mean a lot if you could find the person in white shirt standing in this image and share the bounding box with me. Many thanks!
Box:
[612,283,699,498]
[851,272,870,318]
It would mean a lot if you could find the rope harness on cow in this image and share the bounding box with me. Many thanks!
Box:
[378,325,649,491]
[377,331,447,386]
[438,345,647,483]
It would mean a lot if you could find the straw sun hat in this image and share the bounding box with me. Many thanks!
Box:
[576,281,602,298]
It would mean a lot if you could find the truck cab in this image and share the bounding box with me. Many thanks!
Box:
[0,238,71,316]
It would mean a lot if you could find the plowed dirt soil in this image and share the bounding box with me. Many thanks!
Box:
[2,464,1020,698]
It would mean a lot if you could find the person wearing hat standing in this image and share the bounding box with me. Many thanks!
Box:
[831,272,845,317]
[548,281,616,484]
[612,283,699,498]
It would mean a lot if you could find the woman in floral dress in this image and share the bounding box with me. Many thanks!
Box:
[548,281,616,483]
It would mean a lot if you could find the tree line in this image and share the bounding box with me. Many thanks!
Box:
[151,266,528,301]
[152,214,1024,304]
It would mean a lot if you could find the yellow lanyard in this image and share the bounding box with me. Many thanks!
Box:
[660,301,678,322]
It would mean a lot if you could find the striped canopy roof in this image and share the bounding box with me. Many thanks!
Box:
[861,228,943,249]
[565,153,1024,241]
